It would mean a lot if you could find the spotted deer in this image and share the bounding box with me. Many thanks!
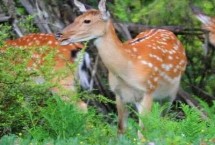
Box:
[4,33,88,112]
[56,0,187,138]
[192,6,215,47]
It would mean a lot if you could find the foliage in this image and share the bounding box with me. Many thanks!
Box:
[0,102,215,145]
[0,41,76,137]
[139,103,215,144]
[28,96,87,140]
[0,24,11,46]
[17,15,39,34]
[110,0,215,25]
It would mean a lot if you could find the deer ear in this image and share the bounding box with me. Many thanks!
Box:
[191,5,211,24]
[195,13,211,25]
[74,0,87,12]
[98,0,110,20]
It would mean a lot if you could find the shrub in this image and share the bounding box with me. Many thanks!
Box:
[0,42,74,137]
[28,96,87,140]
[139,103,215,144]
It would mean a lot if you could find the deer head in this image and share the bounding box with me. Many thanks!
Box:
[56,0,110,45]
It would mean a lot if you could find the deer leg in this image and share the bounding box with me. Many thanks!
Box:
[160,84,179,116]
[116,96,128,135]
[108,72,129,135]
[136,94,153,139]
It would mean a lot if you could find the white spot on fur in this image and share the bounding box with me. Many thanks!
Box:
[149,54,163,62]
[173,68,178,73]
[35,40,40,45]
[161,64,173,71]
[157,41,167,45]
[141,60,153,68]
[48,40,53,45]
[132,47,137,52]
[152,46,157,50]
[154,66,158,71]
[168,56,173,60]
[137,56,142,59]
[154,77,159,82]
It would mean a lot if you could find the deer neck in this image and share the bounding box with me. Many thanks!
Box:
[94,20,129,75]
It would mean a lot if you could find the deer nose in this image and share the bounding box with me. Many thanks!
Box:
[55,32,62,40]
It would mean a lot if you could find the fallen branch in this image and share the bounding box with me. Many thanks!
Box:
[114,22,205,36]
[177,88,208,120]
[0,16,11,22]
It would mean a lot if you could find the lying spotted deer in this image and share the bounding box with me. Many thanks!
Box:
[4,33,88,112]
[56,0,187,138]
[192,6,215,48]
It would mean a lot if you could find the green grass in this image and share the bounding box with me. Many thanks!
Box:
[1,99,215,145]
[138,103,215,144]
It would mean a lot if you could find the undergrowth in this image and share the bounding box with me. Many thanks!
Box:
[0,99,215,145]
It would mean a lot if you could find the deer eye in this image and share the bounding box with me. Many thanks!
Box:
[83,20,91,24]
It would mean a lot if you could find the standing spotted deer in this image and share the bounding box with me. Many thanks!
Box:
[56,0,187,138]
